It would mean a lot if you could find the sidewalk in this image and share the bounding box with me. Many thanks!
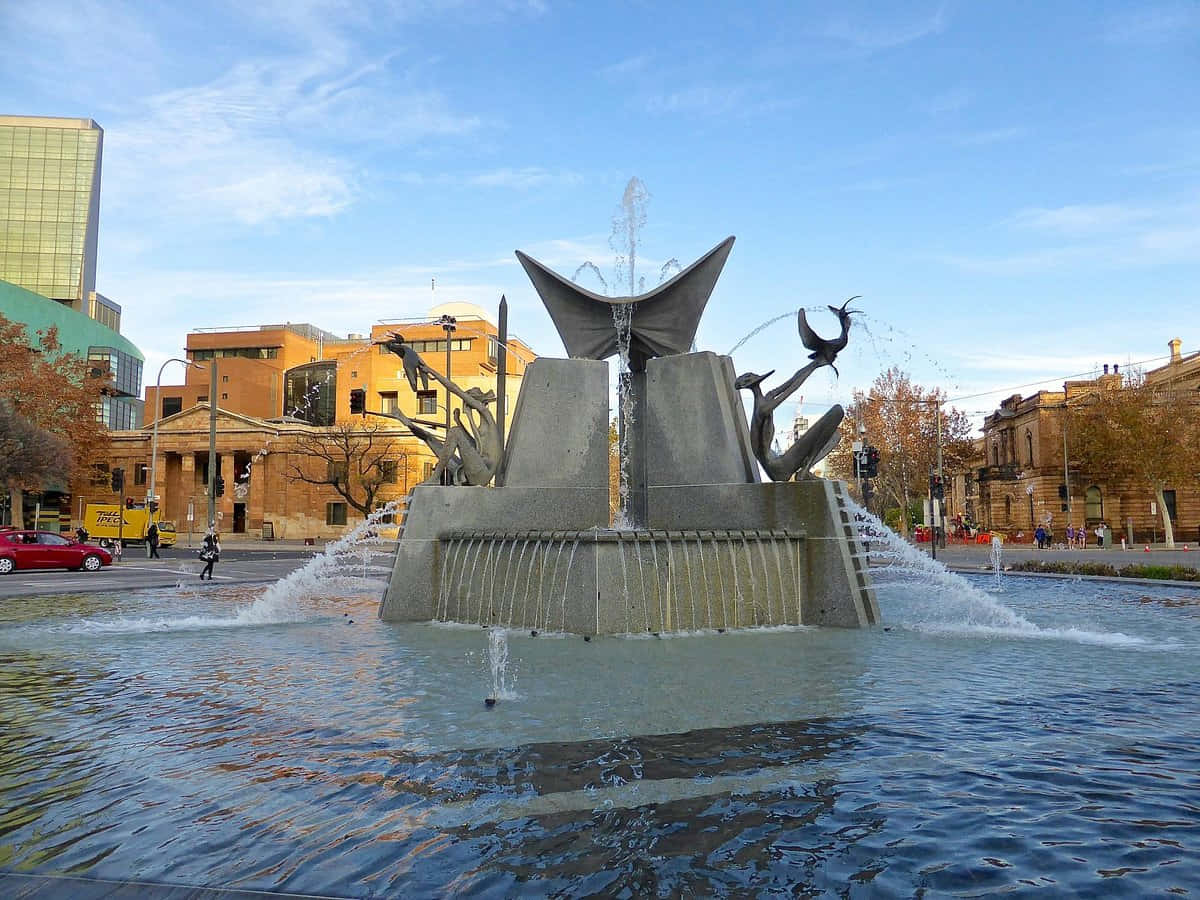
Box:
[923,541,1200,574]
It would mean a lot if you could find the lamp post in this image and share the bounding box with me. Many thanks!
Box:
[148,358,203,557]
[438,315,457,484]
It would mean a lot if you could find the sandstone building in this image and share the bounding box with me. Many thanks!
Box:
[956,339,1200,543]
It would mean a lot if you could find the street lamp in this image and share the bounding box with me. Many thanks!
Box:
[437,315,457,484]
[148,359,204,542]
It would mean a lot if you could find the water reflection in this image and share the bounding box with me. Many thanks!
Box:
[0,579,1197,896]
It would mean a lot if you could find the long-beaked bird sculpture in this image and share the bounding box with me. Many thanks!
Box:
[797,296,859,376]
[737,297,860,481]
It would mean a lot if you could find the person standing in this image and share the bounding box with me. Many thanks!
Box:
[147,522,161,559]
[199,528,220,580]
[1034,525,1047,549]
[1066,524,1075,549]
[1094,523,1104,548]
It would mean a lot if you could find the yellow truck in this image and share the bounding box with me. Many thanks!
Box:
[82,504,178,548]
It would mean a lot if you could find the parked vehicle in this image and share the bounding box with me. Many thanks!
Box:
[82,503,178,548]
[0,529,113,574]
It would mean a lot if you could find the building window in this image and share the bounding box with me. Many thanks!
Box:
[417,391,437,415]
[1025,430,1034,466]
[90,463,110,486]
[380,460,398,483]
[423,461,436,481]
[326,502,347,526]
[134,463,147,486]
[1163,489,1177,522]
[379,391,398,415]
[992,445,999,466]
[161,396,182,417]
[327,461,348,484]
[351,370,358,379]
[221,392,228,400]
[222,374,229,383]
[1085,486,1103,521]
[374,501,395,524]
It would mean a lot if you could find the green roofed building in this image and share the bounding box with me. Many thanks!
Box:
[0,115,143,430]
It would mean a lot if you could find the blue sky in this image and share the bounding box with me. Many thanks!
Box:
[2,0,1197,428]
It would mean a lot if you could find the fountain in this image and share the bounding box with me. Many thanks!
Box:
[380,235,879,632]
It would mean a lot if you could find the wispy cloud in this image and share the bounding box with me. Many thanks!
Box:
[818,4,948,51]
[389,167,584,189]
[1102,4,1200,44]
[643,83,752,116]
[951,126,1026,146]
[1009,203,1152,236]
[601,53,654,79]
[920,86,971,116]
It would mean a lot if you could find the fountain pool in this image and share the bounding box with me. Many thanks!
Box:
[1,572,1197,896]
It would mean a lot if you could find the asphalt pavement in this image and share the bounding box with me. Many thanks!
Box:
[0,541,399,600]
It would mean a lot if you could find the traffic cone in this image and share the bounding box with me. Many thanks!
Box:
[1144,545,1151,552]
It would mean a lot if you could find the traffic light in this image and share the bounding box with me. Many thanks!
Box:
[214,476,226,497]
[929,474,945,500]
[111,467,124,492]
[149,500,159,513]
[349,388,365,416]
[125,497,135,510]
[864,446,880,478]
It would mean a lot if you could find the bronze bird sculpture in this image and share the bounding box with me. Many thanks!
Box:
[381,332,429,393]
[797,296,859,376]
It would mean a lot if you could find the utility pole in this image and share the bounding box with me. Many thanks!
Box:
[438,315,456,484]
[207,359,218,530]
[497,296,508,453]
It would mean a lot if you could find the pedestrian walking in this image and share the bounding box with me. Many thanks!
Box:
[147,522,161,559]
[199,528,220,580]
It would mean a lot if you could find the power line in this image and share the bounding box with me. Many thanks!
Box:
[946,353,1173,404]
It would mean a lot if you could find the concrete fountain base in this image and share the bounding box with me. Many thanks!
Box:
[379,479,878,633]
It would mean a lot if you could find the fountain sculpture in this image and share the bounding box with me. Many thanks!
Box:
[380,237,879,632]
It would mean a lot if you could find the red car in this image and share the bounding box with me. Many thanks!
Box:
[0,529,113,574]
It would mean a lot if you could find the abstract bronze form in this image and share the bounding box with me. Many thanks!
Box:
[736,301,858,481]
[380,335,501,486]
[516,236,735,371]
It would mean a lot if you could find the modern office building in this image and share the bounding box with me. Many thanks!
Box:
[0,115,143,430]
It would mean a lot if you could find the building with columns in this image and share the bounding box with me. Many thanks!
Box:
[84,303,536,540]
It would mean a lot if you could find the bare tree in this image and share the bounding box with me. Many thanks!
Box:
[285,422,411,518]
[1068,372,1200,548]
[0,399,70,490]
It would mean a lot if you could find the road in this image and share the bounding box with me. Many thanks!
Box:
[0,548,321,600]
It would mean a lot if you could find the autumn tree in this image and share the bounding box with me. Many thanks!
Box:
[1067,373,1200,548]
[0,315,111,523]
[285,421,416,518]
[825,367,975,533]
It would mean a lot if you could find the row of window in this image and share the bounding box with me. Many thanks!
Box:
[377,338,473,354]
[188,347,280,360]
[378,391,438,416]
[0,126,99,151]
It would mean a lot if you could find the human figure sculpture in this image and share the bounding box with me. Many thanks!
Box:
[381,332,430,392]
[736,300,858,481]
[380,340,501,486]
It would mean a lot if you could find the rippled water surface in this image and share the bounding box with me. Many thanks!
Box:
[1,570,1198,897]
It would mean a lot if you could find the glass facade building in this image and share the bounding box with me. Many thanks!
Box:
[0,116,103,308]
[285,361,337,426]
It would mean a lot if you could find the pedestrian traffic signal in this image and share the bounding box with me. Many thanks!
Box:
[111,467,124,492]
[125,497,135,510]
[214,476,226,497]
[349,388,365,416]
[149,500,159,513]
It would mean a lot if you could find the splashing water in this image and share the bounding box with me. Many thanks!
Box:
[487,628,519,701]
[846,500,1151,646]
[613,303,636,527]
[990,536,1005,591]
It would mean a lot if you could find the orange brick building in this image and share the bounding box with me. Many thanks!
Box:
[90,303,536,540]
